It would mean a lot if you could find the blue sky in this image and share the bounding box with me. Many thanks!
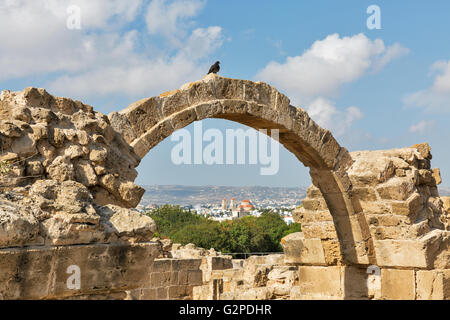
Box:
[1,0,449,188]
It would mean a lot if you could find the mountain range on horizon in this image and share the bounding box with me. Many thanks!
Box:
[138,184,450,208]
[139,185,308,208]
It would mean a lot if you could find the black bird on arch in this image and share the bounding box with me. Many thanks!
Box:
[208,61,220,74]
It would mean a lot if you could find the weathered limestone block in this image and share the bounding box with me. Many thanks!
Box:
[11,133,37,158]
[301,198,328,211]
[26,160,44,176]
[358,200,391,215]
[161,90,190,118]
[0,242,160,300]
[267,266,298,288]
[416,269,450,300]
[36,140,56,164]
[138,119,174,153]
[347,154,396,186]
[0,201,40,248]
[99,174,144,208]
[412,142,432,160]
[432,168,442,185]
[30,123,48,140]
[301,221,338,239]
[170,108,197,130]
[46,156,74,182]
[200,256,234,283]
[373,229,448,268]
[320,240,342,265]
[390,192,423,216]
[74,160,97,187]
[96,205,156,242]
[376,177,415,201]
[41,213,107,246]
[120,97,163,138]
[243,263,273,287]
[130,258,203,300]
[293,208,333,224]
[350,187,378,202]
[380,269,415,300]
[76,130,90,145]
[0,121,23,138]
[281,232,326,265]
[11,106,32,123]
[89,147,108,164]
[296,266,342,299]
[293,266,369,300]
[0,152,18,162]
[64,144,85,160]
[339,240,371,265]
[171,243,225,260]
[49,127,65,147]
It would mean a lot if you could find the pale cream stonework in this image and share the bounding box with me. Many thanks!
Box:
[0,76,449,300]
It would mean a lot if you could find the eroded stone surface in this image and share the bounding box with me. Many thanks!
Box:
[1,80,449,300]
[291,144,450,269]
[0,87,142,208]
[0,181,157,248]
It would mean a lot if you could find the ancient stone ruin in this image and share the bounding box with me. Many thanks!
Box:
[0,74,448,299]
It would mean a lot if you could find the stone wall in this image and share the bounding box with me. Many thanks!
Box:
[280,144,450,300]
[190,252,450,300]
[128,258,203,300]
[0,242,160,300]
[287,145,449,269]
[0,87,165,300]
[1,83,449,300]
[0,87,143,208]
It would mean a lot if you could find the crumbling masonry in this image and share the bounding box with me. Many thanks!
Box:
[0,74,448,299]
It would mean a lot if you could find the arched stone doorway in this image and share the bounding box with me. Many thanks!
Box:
[109,74,374,266]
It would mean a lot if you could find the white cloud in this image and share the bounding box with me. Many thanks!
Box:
[47,25,224,97]
[0,0,223,98]
[409,120,436,134]
[306,98,363,137]
[181,26,224,60]
[256,33,408,104]
[145,0,206,43]
[373,42,410,71]
[0,0,143,79]
[48,54,205,97]
[404,60,450,112]
[255,33,401,135]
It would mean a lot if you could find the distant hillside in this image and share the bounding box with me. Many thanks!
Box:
[439,187,450,196]
[139,185,307,208]
[138,185,450,208]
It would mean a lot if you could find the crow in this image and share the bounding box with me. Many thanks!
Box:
[208,61,220,74]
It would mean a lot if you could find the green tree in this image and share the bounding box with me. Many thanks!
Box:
[172,220,228,251]
[255,211,288,251]
[146,205,301,254]
[149,205,206,237]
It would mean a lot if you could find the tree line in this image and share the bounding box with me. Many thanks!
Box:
[147,205,301,254]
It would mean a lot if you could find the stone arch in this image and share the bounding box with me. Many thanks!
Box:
[109,74,374,266]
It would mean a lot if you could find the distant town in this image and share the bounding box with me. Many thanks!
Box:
[136,185,450,225]
[136,185,308,224]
